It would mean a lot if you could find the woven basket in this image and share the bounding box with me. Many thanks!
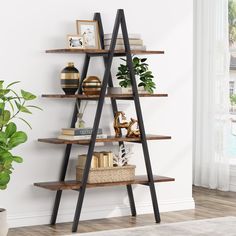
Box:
[76,165,136,184]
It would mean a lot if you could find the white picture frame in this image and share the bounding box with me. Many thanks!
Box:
[76,20,100,49]
[67,35,84,49]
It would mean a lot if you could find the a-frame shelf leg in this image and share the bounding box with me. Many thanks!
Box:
[72,10,122,233]
[95,12,137,217]
[119,9,161,223]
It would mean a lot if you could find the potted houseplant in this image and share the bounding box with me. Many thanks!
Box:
[0,80,41,236]
[116,57,156,94]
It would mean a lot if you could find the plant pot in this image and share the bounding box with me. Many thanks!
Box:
[107,86,150,94]
[0,209,8,236]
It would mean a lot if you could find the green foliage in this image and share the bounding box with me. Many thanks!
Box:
[116,57,156,94]
[0,81,41,190]
[229,0,236,45]
[230,94,236,105]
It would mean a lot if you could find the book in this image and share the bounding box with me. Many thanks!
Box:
[58,134,107,140]
[94,151,114,168]
[77,155,98,168]
[104,33,141,40]
[104,39,143,46]
[61,128,102,136]
[105,45,146,50]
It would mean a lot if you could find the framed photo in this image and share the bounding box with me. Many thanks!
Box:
[76,20,100,49]
[67,35,84,49]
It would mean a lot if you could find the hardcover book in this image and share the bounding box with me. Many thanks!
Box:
[58,134,107,140]
[77,155,98,169]
[61,128,102,136]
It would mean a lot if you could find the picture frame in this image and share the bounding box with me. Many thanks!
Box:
[76,20,100,49]
[67,35,84,49]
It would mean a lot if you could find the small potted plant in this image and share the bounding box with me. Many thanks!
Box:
[116,57,156,94]
[0,80,41,236]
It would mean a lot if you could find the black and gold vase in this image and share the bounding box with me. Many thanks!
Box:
[60,62,80,95]
[82,76,102,95]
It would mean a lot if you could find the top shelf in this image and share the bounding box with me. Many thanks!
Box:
[45,49,164,56]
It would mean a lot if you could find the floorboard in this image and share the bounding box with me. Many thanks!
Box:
[8,186,236,235]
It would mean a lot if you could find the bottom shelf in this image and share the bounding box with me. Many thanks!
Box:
[34,175,175,191]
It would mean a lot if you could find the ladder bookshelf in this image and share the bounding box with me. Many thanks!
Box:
[34,9,174,233]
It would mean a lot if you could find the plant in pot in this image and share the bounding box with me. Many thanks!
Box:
[116,56,156,94]
[0,80,41,236]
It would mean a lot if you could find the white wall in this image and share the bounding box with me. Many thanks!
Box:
[0,0,193,227]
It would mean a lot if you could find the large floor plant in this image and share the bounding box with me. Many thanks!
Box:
[0,81,41,190]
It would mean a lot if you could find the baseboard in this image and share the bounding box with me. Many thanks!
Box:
[8,198,195,228]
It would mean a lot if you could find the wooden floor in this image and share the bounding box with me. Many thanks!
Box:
[9,186,236,235]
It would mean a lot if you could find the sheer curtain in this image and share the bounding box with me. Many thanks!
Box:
[193,0,230,191]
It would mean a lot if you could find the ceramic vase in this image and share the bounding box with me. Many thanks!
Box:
[60,62,80,95]
[82,76,102,95]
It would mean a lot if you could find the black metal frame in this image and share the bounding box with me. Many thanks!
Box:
[50,9,160,232]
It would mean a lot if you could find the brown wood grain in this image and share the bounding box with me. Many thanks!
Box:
[41,93,168,99]
[8,187,236,236]
[38,135,172,145]
[34,175,175,191]
[45,48,165,55]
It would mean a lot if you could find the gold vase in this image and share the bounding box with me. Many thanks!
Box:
[82,76,102,95]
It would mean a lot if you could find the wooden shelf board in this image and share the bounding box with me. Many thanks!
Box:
[42,93,168,99]
[38,134,171,145]
[34,175,175,191]
[45,48,164,56]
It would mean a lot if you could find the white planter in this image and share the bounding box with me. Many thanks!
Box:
[0,209,8,236]
[107,86,150,94]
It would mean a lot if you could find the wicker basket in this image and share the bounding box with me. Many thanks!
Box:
[76,165,136,184]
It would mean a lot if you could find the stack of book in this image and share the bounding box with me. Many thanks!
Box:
[78,151,114,168]
[104,33,146,51]
[58,128,107,140]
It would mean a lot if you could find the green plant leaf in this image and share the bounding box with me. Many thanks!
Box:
[0,185,7,190]
[16,117,32,129]
[26,105,43,111]
[0,110,10,126]
[0,171,10,186]
[0,132,7,144]
[8,131,27,149]
[6,81,20,88]
[10,89,21,102]
[0,89,10,97]
[7,100,14,113]
[21,90,36,100]
[12,156,23,163]
[5,122,17,138]
[133,57,140,65]
[20,106,32,114]
[141,58,147,62]
[0,81,4,89]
